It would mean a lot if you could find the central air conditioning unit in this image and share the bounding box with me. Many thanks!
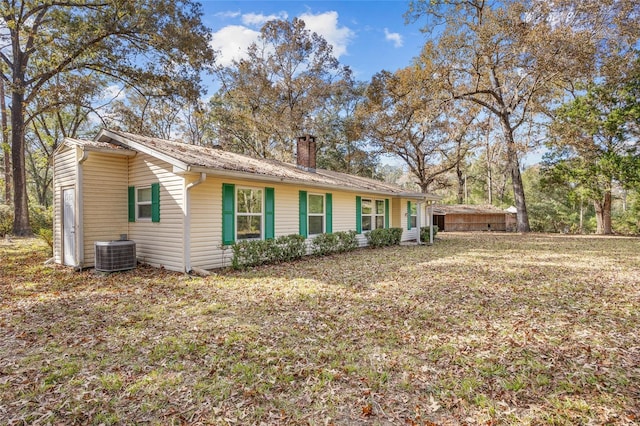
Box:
[95,240,136,272]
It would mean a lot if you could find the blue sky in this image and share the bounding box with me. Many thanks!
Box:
[200,0,427,82]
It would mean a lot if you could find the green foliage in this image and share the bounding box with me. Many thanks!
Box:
[311,231,358,256]
[612,191,640,235]
[365,227,403,248]
[420,225,438,242]
[29,204,53,234]
[37,229,54,254]
[231,234,306,270]
[525,166,595,234]
[0,204,12,237]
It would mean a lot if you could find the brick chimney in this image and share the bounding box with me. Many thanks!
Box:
[296,135,316,171]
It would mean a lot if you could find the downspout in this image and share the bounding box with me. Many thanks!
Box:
[184,172,207,273]
[76,147,89,270]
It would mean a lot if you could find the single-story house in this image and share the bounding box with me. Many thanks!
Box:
[52,129,440,272]
[433,204,517,232]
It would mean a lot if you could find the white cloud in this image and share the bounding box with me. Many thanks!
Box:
[299,11,354,58]
[211,25,261,67]
[215,10,241,19]
[242,11,288,27]
[384,28,403,48]
[210,10,355,68]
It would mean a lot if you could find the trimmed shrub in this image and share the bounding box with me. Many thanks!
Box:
[275,234,307,262]
[311,230,357,256]
[365,227,403,248]
[420,225,439,242]
[231,234,306,270]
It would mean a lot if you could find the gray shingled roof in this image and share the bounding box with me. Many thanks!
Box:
[92,129,439,199]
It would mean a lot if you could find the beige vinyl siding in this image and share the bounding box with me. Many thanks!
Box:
[52,145,78,264]
[188,176,223,269]
[391,198,401,228]
[330,191,356,232]
[189,178,373,270]
[128,153,185,271]
[81,152,129,267]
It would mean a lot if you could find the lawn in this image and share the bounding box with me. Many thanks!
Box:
[1,233,639,425]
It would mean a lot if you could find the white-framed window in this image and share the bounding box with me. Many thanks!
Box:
[410,202,417,229]
[375,199,385,229]
[236,187,263,240]
[137,187,152,220]
[362,198,372,231]
[362,198,386,231]
[308,193,325,235]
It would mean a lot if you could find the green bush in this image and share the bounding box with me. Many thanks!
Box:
[29,204,53,234]
[420,225,438,242]
[0,204,53,237]
[365,227,403,248]
[231,234,306,269]
[311,230,358,256]
[37,228,54,254]
[0,204,12,237]
[275,234,307,262]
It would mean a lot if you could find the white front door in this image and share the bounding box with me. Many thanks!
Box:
[62,188,76,266]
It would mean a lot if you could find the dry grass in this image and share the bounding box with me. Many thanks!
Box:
[1,233,639,425]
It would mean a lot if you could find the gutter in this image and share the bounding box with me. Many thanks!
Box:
[183,172,207,273]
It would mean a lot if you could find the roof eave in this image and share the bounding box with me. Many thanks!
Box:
[96,129,189,171]
[189,166,437,199]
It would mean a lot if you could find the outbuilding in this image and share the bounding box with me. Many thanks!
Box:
[52,129,440,272]
[433,204,517,232]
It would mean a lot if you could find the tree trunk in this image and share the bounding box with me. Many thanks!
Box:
[1,81,10,206]
[501,117,530,232]
[11,88,31,236]
[456,166,464,203]
[594,190,612,235]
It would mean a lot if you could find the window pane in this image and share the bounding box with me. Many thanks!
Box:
[411,216,417,228]
[362,199,372,214]
[362,216,372,231]
[309,194,324,214]
[309,216,324,235]
[375,200,385,215]
[237,189,262,214]
[138,204,152,218]
[237,215,262,239]
[410,203,417,214]
[138,188,151,202]
[375,216,385,229]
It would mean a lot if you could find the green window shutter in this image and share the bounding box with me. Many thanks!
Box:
[128,186,135,222]
[325,193,333,234]
[222,183,235,245]
[151,183,160,223]
[299,190,307,238]
[407,201,412,230]
[385,199,390,229]
[265,187,275,240]
[355,196,362,234]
